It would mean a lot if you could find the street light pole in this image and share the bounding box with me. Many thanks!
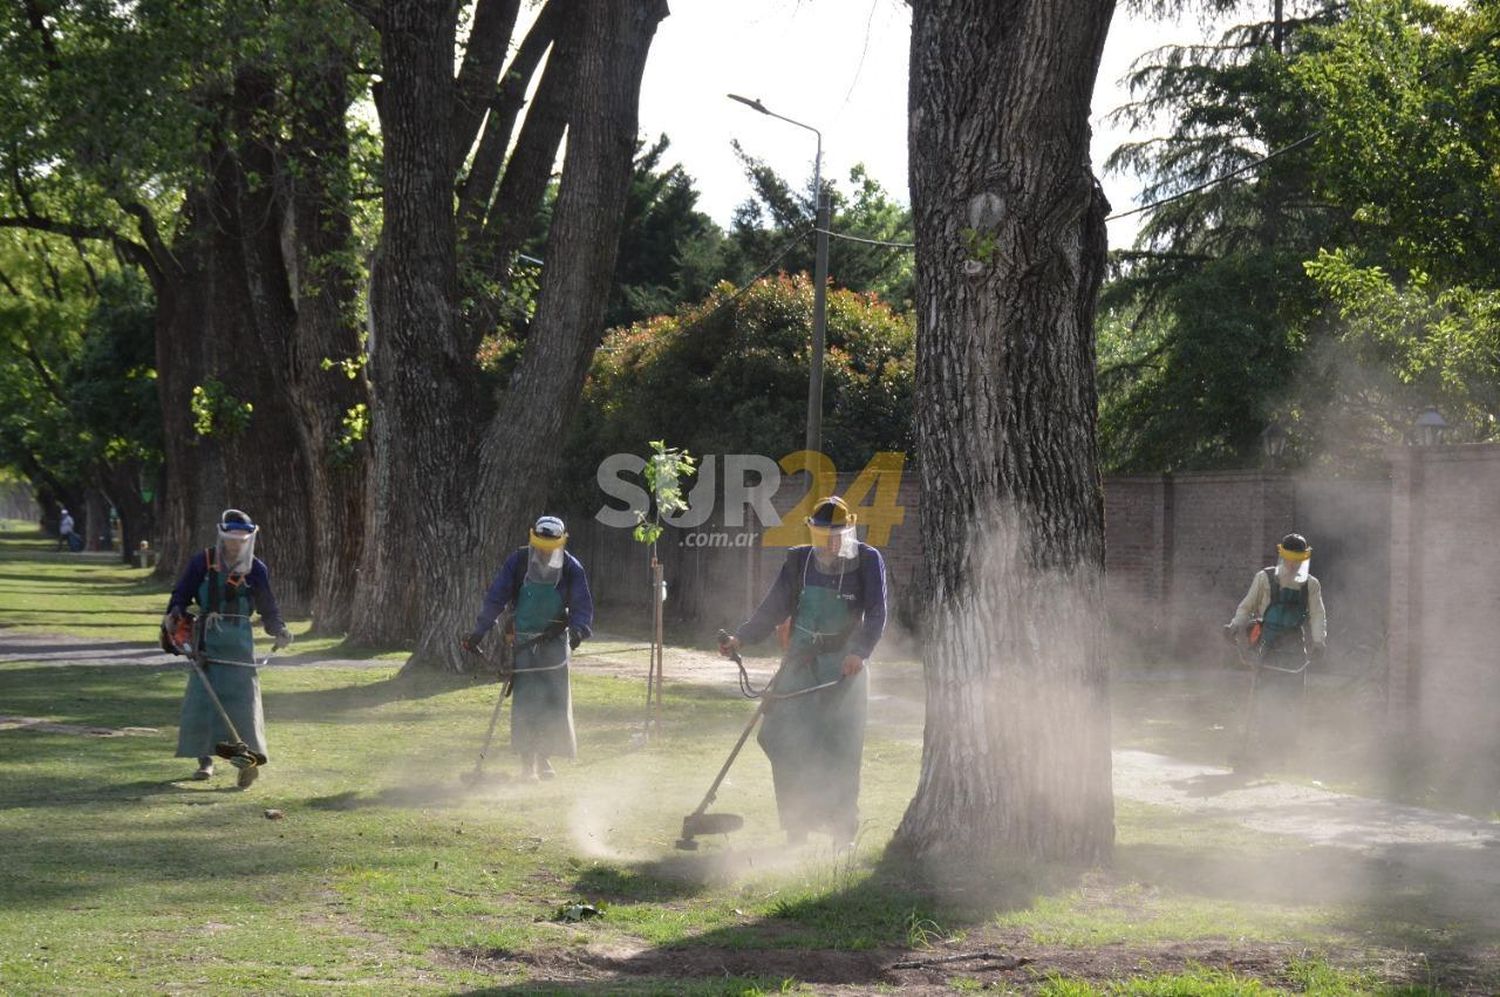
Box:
[808,187,830,457]
[727,93,829,455]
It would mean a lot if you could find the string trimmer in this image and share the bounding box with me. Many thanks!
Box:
[1226,621,1308,773]
[675,630,847,850]
[170,613,264,770]
[458,622,566,787]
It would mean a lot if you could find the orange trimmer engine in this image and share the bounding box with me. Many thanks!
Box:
[171,613,195,653]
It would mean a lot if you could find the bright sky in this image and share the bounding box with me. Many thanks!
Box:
[633,0,1219,251]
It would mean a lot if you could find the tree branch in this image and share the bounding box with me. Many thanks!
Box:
[116,200,176,282]
[455,0,561,241]
[21,0,62,73]
[341,0,383,31]
[0,215,157,281]
[18,328,67,405]
[451,0,522,174]
[35,237,65,302]
[466,13,574,280]
[70,237,101,295]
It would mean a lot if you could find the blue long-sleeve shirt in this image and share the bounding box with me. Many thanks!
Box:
[736,544,887,659]
[167,551,286,635]
[473,549,595,639]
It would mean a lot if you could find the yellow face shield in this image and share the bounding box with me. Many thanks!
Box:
[1277,544,1311,562]
[529,530,566,552]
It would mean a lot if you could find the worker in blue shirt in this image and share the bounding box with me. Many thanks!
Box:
[720,496,887,846]
[464,515,594,781]
[159,509,292,787]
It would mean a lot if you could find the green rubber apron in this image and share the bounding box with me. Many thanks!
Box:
[175,560,268,760]
[757,563,868,837]
[1246,571,1310,766]
[511,579,576,760]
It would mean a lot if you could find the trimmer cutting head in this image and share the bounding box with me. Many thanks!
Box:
[675,811,745,850]
[215,741,264,769]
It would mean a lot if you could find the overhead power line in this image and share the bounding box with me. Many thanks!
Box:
[1104,131,1322,222]
[813,129,1322,251]
[816,227,914,250]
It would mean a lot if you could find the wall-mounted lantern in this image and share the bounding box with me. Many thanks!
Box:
[1412,405,1448,447]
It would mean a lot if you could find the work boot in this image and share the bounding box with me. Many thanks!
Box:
[192,757,214,780]
[236,764,259,789]
[537,756,555,781]
[518,755,538,782]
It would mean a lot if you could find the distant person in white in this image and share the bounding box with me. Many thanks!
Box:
[57,508,77,551]
[1223,533,1327,774]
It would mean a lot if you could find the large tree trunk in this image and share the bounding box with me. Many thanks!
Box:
[416,0,668,669]
[152,54,367,625]
[234,61,370,633]
[152,192,226,578]
[892,0,1116,865]
[286,63,369,635]
[98,459,153,566]
[348,0,469,647]
[348,0,667,665]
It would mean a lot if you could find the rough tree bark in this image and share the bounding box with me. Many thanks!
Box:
[11,0,366,609]
[350,0,667,667]
[892,0,1117,865]
[149,46,367,629]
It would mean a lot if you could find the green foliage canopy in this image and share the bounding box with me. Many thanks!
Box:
[560,273,914,508]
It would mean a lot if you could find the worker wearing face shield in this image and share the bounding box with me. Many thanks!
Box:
[465,516,594,781]
[720,497,888,847]
[1224,532,1327,774]
[159,509,292,787]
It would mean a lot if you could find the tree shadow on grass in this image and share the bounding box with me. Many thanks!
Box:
[304,780,478,812]
[263,669,476,719]
[0,664,182,728]
[1118,836,1500,993]
[0,786,364,914]
[1168,770,1258,798]
[559,843,835,905]
[0,570,162,589]
[456,844,1058,994]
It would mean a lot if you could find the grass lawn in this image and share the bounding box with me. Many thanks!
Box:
[0,524,1490,994]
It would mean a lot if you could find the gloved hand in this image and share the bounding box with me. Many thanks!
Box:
[1222,623,1240,644]
[160,609,184,655]
[718,632,741,658]
[272,629,294,651]
[460,631,484,654]
[568,629,583,651]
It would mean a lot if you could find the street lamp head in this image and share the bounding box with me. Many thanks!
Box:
[1413,405,1448,447]
[1260,421,1288,460]
[726,93,769,115]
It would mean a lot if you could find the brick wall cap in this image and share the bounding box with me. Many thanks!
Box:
[1384,441,1500,463]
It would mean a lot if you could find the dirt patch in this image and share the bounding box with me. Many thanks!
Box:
[0,714,159,737]
[434,931,1468,993]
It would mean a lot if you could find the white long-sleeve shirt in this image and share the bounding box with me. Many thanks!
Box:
[1229,566,1327,646]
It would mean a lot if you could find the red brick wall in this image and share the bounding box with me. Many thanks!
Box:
[1155,471,1297,659]
[567,445,1496,758]
[1388,444,1500,756]
[1103,476,1169,651]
